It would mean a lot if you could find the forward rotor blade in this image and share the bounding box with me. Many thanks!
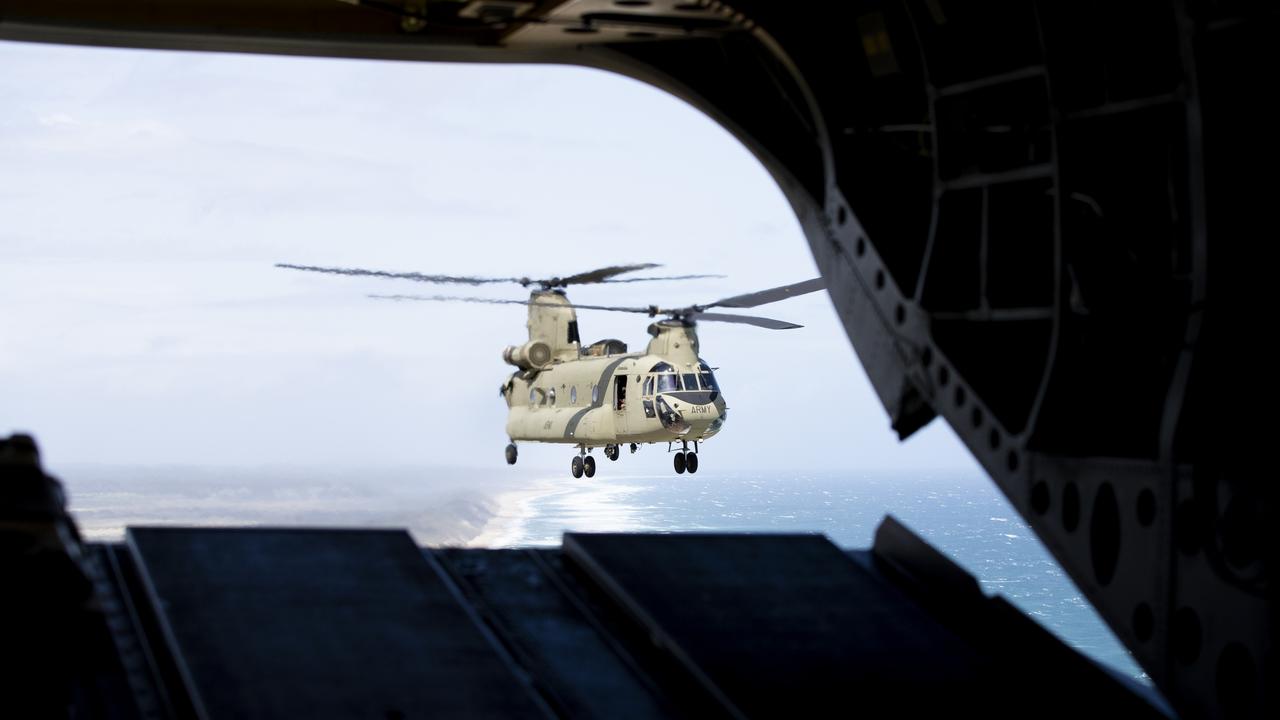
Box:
[599,273,727,284]
[692,312,803,330]
[706,277,825,309]
[368,294,653,314]
[277,263,516,286]
[369,294,532,306]
[277,262,683,288]
[554,263,660,286]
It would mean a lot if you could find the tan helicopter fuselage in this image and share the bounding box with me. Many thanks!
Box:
[501,290,726,448]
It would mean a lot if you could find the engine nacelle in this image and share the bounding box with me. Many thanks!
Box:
[503,341,553,370]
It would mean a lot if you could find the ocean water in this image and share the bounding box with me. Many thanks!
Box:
[502,470,1147,681]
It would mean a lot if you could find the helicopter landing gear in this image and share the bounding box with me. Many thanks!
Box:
[505,443,518,465]
[604,444,619,462]
[630,443,638,454]
[583,455,596,478]
[671,440,698,475]
[571,455,583,478]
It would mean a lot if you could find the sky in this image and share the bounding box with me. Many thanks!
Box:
[0,39,981,476]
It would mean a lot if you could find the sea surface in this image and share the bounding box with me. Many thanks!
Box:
[498,469,1147,681]
[61,463,1148,682]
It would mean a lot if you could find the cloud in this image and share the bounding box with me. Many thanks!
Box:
[38,112,77,128]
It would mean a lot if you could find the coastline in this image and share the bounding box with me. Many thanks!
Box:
[464,477,562,548]
[467,475,655,548]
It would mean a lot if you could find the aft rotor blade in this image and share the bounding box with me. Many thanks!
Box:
[277,263,517,286]
[368,294,803,328]
[706,277,826,309]
[692,312,803,330]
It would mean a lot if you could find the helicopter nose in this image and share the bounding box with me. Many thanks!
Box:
[706,405,727,435]
[661,394,726,438]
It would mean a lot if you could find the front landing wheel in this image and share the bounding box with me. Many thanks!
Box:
[505,444,518,465]
[571,455,584,478]
[685,452,699,474]
[673,452,686,474]
[583,455,596,478]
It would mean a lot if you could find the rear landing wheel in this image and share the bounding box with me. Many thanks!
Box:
[605,444,618,461]
[673,452,686,474]
[630,443,638,454]
[685,452,698,474]
[583,455,596,478]
[571,456,583,478]
[505,444,518,465]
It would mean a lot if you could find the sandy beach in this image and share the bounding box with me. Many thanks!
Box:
[463,477,562,547]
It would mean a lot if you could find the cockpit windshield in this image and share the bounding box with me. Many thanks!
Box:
[656,374,679,393]
[682,373,700,391]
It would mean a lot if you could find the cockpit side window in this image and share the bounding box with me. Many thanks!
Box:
[643,376,654,396]
[682,373,699,391]
[698,361,719,391]
[656,374,678,393]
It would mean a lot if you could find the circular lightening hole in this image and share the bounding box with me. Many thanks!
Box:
[1132,603,1153,643]
[1172,607,1202,665]
[1136,488,1156,527]
[1062,482,1080,533]
[1090,482,1120,586]
[1216,643,1256,716]
[1030,481,1050,515]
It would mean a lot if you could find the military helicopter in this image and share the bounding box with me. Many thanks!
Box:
[277,263,824,477]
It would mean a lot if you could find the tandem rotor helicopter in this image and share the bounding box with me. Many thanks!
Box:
[277,262,824,477]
